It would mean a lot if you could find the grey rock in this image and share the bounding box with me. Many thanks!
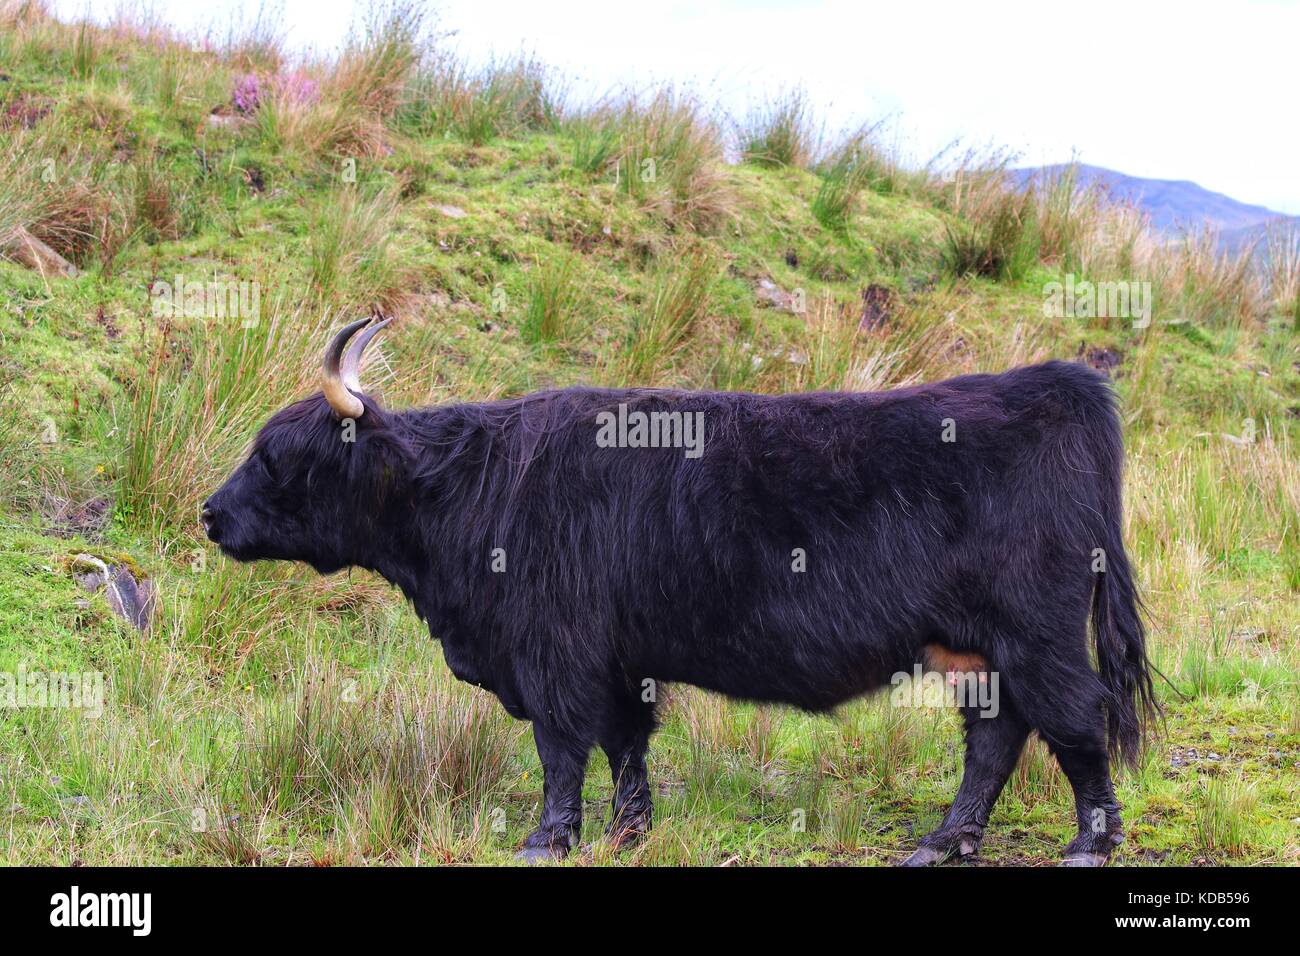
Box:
[70,554,155,632]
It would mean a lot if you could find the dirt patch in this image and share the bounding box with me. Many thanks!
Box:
[95,306,120,340]
[859,284,895,331]
[46,495,111,540]
[1077,342,1123,374]
[243,164,265,194]
[1,92,52,129]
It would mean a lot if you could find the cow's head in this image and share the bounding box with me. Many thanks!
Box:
[202,317,409,573]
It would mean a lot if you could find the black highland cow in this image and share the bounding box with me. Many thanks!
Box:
[204,317,1157,865]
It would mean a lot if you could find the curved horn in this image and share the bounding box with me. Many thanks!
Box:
[341,315,393,393]
[322,318,370,419]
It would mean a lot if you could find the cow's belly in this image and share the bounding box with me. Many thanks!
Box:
[649,629,900,712]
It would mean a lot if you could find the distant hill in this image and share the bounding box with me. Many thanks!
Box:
[1010,163,1298,252]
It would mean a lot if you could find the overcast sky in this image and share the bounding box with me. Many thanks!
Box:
[57,0,1300,214]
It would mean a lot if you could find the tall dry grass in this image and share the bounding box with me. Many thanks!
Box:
[931,156,1275,330]
[1264,225,1300,329]
[120,304,336,537]
[0,121,137,271]
[569,88,733,233]
[1127,428,1299,586]
[237,659,519,816]
[0,0,48,28]
[736,88,819,169]
[397,52,561,145]
[617,247,719,382]
[810,124,899,231]
[308,182,407,307]
[251,2,425,157]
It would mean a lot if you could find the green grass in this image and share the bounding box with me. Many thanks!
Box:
[0,2,1297,867]
[737,88,818,169]
[521,252,582,344]
[619,248,718,382]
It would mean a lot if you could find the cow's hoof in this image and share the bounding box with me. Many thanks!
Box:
[899,832,979,867]
[899,846,948,867]
[515,845,566,864]
[1062,827,1121,866]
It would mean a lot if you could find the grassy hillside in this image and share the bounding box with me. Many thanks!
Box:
[0,2,1296,866]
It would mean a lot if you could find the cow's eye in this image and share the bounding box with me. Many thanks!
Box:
[257,451,278,483]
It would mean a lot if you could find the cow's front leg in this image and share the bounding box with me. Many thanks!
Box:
[517,722,589,862]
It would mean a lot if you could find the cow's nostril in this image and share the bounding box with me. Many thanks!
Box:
[200,502,217,538]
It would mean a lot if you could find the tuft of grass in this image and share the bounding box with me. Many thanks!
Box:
[218,1,286,73]
[737,88,818,169]
[0,123,128,270]
[941,179,1040,281]
[675,687,733,794]
[333,0,426,119]
[817,701,940,791]
[589,88,732,232]
[398,53,561,146]
[1193,775,1258,859]
[72,17,96,80]
[120,305,327,537]
[177,652,522,861]
[810,148,864,232]
[522,253,582,344]
[618,247,717,382]
[187,799,265,865]
[1030,163,1098,273]
[1006,736,1066,805]
[0,127,50,251]
[250,68,337,155]
[253,1,424,157]
[1162,228,1266,329]
[758,298,928,394]
[822,789,868,853]
[132,146,196,243]
[568,114,620,175]
[740,705,785,777]
[810,126,893,231]
[308,183,404,307]
[1264,225,1300,330]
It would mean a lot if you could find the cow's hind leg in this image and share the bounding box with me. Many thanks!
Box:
[1003,650,1125,866]
[1052,738,1124,866]
[901,706,1028,866]
[517,722,589,863]
[600,701,656,850]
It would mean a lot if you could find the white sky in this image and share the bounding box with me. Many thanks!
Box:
[57,0,1300,214]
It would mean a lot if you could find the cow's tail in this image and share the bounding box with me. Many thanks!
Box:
[1083,376,1159,767]
[1091,519,1158,767]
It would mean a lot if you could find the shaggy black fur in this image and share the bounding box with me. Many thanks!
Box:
[205,358,1156,864]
